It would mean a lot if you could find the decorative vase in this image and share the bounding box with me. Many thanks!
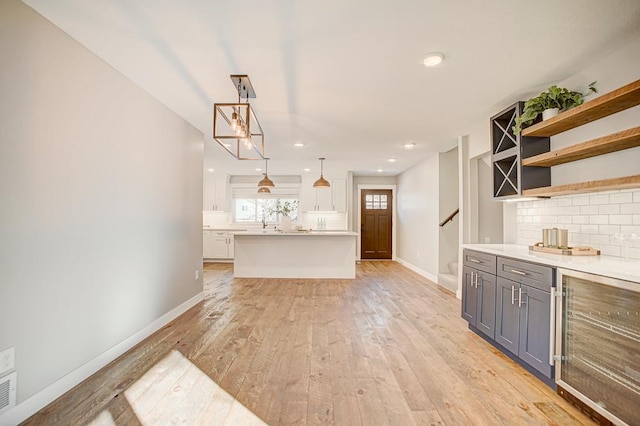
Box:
[542,108,559,121]
[280,215,292,232]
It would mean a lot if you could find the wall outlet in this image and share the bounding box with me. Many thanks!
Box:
[195,270,200,280]
[0,348,14,376]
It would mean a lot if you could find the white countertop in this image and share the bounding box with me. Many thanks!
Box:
[202,227,247,231]
[234,230,357,237]
[463,244,640,283]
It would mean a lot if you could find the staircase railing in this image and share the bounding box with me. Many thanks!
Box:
[439,208,459,227]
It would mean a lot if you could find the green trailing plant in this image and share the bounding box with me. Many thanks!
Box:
[513,82,597,135]
[268,200,298,217]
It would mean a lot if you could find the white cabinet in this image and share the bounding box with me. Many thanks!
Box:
[203,230,234,259]
[203,177,227,211]
[331,178,346,212]
[203,230,214,258]
[301,177,347,212]
[228,234,235,258]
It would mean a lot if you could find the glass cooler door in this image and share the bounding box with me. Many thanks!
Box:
[556,269,640,426]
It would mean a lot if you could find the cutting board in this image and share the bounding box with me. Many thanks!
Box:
[529,243,601,256]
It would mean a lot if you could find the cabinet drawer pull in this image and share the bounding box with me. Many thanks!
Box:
[469,258,481,264]
[510,269,527,276]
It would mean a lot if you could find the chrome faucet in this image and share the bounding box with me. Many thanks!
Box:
[262,217,267,229]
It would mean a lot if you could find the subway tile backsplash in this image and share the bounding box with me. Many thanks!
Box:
[516,189,640,260]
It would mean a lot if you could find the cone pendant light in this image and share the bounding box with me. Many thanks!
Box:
[313,157,330,188]
[257,158,274,188]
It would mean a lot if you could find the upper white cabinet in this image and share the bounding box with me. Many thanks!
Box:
[300,177,347,212]
[203,177,228,211]
[331,178,347,212]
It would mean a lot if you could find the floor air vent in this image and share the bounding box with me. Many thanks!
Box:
[0,371,17,415]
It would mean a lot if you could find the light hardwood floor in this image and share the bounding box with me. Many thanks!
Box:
[25,261,594,425]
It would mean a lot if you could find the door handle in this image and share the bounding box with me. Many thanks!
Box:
[549,287,556,366]
[518,287,527,307]
[511,285,515,305]
[510,269,527,276]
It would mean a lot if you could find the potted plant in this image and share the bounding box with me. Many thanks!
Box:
[513,82,597,135]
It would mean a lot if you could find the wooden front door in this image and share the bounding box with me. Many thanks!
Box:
[361,189,393,259]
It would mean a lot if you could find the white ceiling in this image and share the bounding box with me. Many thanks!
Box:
[23,0,640,177]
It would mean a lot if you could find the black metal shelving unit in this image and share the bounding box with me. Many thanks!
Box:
[490,102,551,200]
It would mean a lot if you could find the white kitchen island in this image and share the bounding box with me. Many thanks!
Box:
[233,231,358,279]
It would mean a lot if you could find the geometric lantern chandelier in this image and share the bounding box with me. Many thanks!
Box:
[213,75,265,160]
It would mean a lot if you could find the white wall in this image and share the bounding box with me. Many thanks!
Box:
[396,154,439,279]
[438,148,459,273]
[510,32,640,246]
[0,0,203,418]
[477,156,503,244]
[459,31,640,245]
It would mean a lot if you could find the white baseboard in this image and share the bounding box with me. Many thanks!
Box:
[0,292,204,426]
[395,257,438,283]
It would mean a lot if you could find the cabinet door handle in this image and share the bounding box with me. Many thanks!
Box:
[510,269,527,276]
[518,288,526,308]
[511,285,515,305]
[469,258,481,264]
[549,287,556,366]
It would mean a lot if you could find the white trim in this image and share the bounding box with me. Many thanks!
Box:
[356,184,397,261]
[0,292,204,426]
[395,257,438,283]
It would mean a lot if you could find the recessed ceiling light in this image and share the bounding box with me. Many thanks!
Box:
[255,168,262,172]
[404,142,416,149]
[388,158,397,163]
[376,168,384,173]
[207,168,215,172]
[293,142,305,147]
[303,168,311,172]
[423,52,445,67]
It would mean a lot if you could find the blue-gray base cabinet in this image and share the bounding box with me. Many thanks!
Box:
[461,250,497,340]
[462,249,556,389]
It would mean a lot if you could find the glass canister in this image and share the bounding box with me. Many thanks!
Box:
[558,229,569,248]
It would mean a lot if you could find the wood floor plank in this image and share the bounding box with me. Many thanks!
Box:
[24,261,596,426]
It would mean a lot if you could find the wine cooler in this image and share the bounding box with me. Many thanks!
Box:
[555,269,640,425]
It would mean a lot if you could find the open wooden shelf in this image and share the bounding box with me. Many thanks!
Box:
[522,175,640,197]
[522,79,640,137]
[522,126,640,167]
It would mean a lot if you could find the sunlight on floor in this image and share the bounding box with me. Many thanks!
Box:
[87,410,116,425]
[89,350,267,425]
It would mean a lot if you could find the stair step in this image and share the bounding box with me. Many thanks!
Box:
[438,273,458,293]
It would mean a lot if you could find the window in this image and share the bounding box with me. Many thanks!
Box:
[233,198,299,223]
[365,194,388,210]
[230,183,300,224]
